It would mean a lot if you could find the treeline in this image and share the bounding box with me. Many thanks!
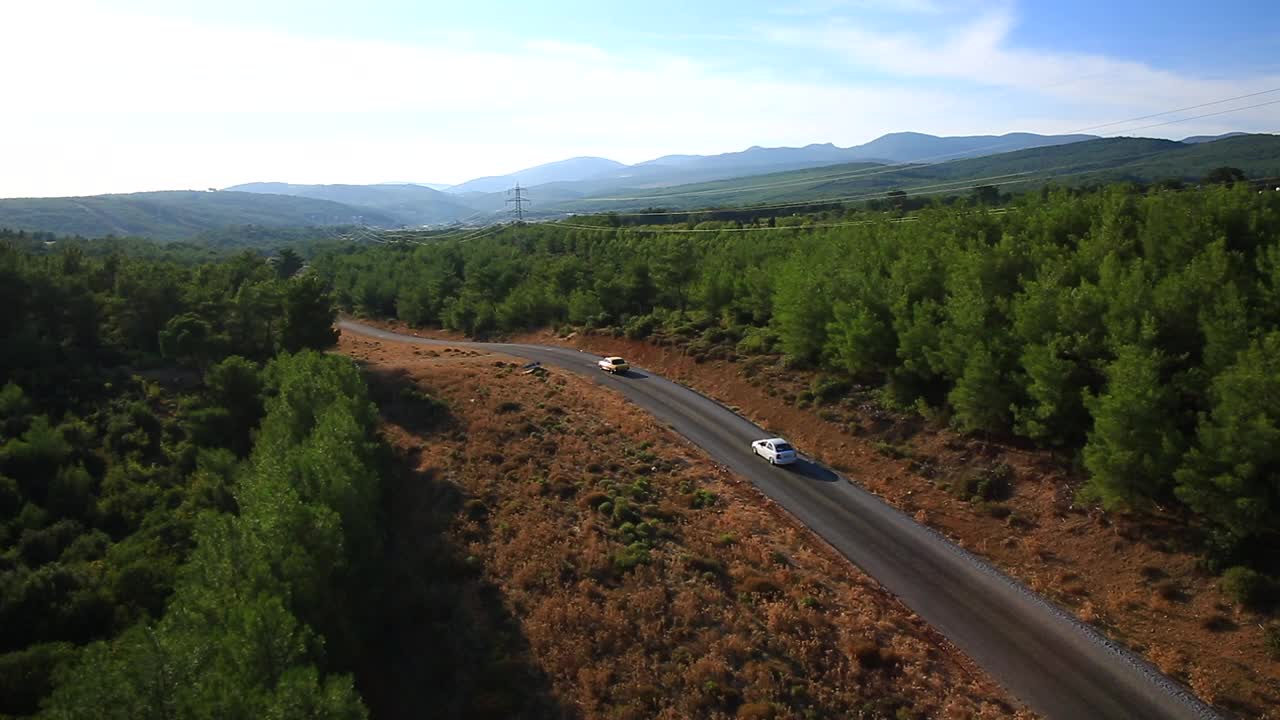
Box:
[313,183,1280,579]
[0,241,357,714]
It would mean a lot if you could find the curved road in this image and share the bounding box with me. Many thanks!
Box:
[341,320,1222,720]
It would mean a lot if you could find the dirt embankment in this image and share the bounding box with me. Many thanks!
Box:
[339,331,1027,719]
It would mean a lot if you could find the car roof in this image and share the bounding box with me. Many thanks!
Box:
[763,437,789,444]
[605,356,626,361]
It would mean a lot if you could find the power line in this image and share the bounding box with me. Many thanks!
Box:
[1072,87,1280,134]
[1108,98,1280,136]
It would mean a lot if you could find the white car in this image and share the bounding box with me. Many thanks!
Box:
[751,438,797,465]
[598,356,630,373]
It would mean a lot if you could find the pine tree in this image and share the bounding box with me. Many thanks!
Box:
[1082,343,1185,509]
[1175,333,1280,551]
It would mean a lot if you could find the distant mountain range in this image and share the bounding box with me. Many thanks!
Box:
[549,134,1280,213]
[378,181,453,191]
[0,132,1271,240]
[435,131,1100,196]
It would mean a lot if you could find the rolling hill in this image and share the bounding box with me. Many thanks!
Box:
[837,131,1098,163]
[549,134,1280,214]
[225,182,479,226]
[445,157,629,194]
[0,191,398,241]
[442,132,1101,201]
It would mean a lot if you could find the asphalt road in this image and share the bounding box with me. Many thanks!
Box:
[341,320,1222,720]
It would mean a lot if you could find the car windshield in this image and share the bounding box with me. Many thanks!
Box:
[775,443,793,452]
[611,358,626,364]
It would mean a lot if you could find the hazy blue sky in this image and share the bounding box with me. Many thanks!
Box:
[2,0,1277,196]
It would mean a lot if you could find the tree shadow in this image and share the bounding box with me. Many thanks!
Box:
[350,368,569,719]
[353,453,570,720]
[362,366,455,435]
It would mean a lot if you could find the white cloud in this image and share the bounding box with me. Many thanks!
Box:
[764,7,1280,131]
[0,1,1275,197]
[0,0,983,196]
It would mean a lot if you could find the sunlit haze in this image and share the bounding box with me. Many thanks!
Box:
[2,0,1277,197]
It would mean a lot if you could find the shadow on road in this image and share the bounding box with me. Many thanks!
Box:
[789,458,840,483]
[619,369,649,379]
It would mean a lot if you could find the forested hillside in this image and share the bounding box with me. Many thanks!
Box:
[0,191,397,241]
[226,183,479,226]
[314,183,1280,588]
[0,238,380,716]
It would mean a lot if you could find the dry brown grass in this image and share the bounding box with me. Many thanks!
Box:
[338,330,1027,719]
[469,323,1280,720]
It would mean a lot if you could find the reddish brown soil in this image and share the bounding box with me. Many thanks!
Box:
[338,330,1027,719]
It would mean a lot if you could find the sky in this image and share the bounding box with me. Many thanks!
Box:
[1,0,1278,197]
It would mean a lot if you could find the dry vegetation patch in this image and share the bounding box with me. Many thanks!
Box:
[338,330,1025,719]
[497,326,1280,718]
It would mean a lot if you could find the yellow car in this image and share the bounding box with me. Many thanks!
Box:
[598,356,630,373]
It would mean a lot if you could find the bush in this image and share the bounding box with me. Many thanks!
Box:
[700,326,731,344]
[874,442,910,460]
[624,314,657,340]
[1220,566,1275,610]
[690,488,717,509]
[611,498,640,526]
[1265,623,1280,659]
[811,375,852,405]
[736,327,778,355]
[959,463,1014,502]
[613,542,651,571]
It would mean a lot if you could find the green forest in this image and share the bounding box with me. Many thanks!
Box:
[1,231,555,717]
[4,179,1280,714]
[313,183,1280,586]
[0,239,372,717]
